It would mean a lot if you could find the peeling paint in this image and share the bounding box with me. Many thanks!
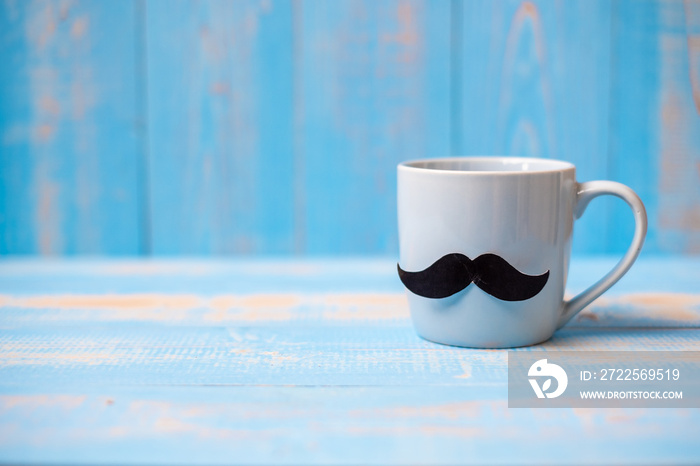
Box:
[37,175,61,254]
[30,3,57,50]
[571,407,654,429]
[260,0,272,14]
[344,424,481,438]
[0,292,410,324]
[319,294,409,321]
[210,81,230,95]
[379,1,420,65]
[33,124,55,142]
[350,401,483,420]
[59,1,70,21]
[454,359,472,379]
[39,96,61,116]
[110,400,284,440]
[4,294,203,311]
[2,292,699,328]
[689,36,700,114]
[576,310,599,322]
[70,75,96,120]
[576,293,700,327]
[685,0,700,114]
[0,395,86,411]
[205,295,301,322]
[87,263,215,276]
[70,16,88,38]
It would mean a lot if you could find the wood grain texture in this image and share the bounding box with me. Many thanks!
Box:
[608,0,662,255]
[0,258,699,464]
[146,0,296,254]
[456,0,613,255]
[1,388,698,465]
[301,0,450,254]
[1,1,699,257]
[656,0,700,253]
[1,256,698,294]
[0,0,144,255]
[609,0,700,254]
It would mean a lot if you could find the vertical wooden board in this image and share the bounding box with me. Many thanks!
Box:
[146,0,295,255]
[608,0,663,255]
[301,0,450,254]
[457,1,612,254]
[655,0,700,253]
[0,0,144,255]
[607,0,700,255]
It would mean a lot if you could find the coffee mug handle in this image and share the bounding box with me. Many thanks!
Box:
[557,181,648,329]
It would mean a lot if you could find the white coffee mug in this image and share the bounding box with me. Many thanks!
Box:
[397,157,647,348]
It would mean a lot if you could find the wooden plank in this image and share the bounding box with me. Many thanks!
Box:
[301,0,451,254]
[145,0,296,254]
[0,259,698,390]
[0,386,699,465]
[1,290,699,329]
[0,255,695,296]
[608,1,700,254]
[456,0,613,254]
[0,0,144,255]
[1,322,699,387]
[0,256,698,295]
[0,2,697,257]
[0,258,699,464]
[655,0,700,253]
[608,0,662,254]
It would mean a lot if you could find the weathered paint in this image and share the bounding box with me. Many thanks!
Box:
[0,0,144,254]
[1,1,699,256]
[0,390,698,463]
[656,0,700,253]
[0,258,699,463]
[4,290,700,327]
[0,293,408,324]
[609,0,700,254]
[146,0,296,254]
[301,0,450,254]
[575,292,700,326]
[456,0,612,254]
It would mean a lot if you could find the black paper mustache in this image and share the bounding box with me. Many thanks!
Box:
[397,253,549,301]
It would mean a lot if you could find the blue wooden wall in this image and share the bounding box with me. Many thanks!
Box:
[1,0,699,256]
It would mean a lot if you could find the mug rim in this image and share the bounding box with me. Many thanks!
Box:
[398,156,576,175]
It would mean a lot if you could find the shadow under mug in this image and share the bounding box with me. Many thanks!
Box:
[397,157,647,348]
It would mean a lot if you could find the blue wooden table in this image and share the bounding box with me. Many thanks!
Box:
[1,257,699,464]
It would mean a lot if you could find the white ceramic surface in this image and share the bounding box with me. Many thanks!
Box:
[397,157,647,348]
